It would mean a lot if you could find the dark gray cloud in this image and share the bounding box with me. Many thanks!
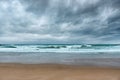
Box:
[0,0,120,44]
[20,0,49,16]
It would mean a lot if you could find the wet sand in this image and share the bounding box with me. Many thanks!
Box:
[0,64,120,80]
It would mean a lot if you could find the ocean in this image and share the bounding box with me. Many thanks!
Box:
[0,44,120,52]
[0,44,120,67]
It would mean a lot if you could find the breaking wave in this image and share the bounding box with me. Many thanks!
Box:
[0,44,120,52]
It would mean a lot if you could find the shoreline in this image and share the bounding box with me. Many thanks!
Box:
[0,58,120,68]
[0,63,120,80]
[0,52,120,80]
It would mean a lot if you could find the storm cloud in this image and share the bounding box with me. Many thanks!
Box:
[0,0,120,44]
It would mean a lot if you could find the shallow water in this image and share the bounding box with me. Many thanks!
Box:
[0,52,120,67]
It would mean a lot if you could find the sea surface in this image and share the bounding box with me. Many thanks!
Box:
[0,44,120,67]
[0,44,120,52]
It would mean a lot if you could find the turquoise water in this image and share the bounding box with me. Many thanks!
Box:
[0,44,120,67]
[0,44,120,52]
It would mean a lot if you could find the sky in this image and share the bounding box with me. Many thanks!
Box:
[0,0,120,44]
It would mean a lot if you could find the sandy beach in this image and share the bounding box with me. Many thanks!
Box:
[0,64,120,80]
